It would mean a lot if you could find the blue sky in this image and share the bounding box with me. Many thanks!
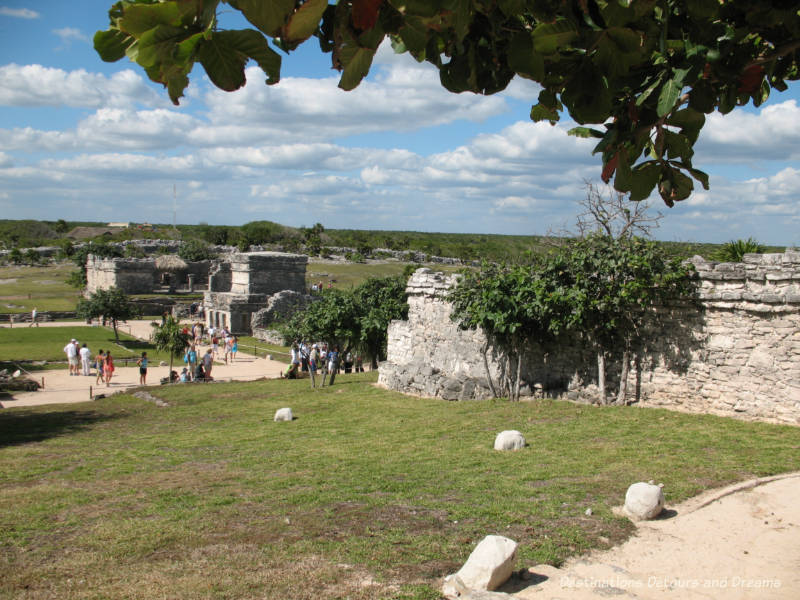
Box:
[1,2,799,245]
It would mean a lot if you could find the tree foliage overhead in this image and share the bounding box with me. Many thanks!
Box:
[95,1,799,205]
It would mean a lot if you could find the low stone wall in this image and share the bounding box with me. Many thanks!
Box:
[379,255,800,424]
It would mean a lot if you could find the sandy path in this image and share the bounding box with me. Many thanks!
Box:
[1,319,286,407]
[499,472,800,599]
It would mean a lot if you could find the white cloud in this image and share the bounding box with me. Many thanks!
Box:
[697,100,800,162]
[0,7,38,18]
[0,65,163,108]
[53,27,91,46]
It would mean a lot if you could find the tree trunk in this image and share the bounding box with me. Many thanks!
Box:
[482,343,498,398]
[112,318,119,340]
[513,350,522,402]
[597,350,606,404]
[168,355,174,383]
[616,349,630,405]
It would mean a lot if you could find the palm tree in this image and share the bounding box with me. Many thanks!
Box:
[150,315,190,381]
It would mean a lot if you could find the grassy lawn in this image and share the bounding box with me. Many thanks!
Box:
[0,326,178,368]
[0,264,82,314]
[1,374,798,599]
[235,336,291,363]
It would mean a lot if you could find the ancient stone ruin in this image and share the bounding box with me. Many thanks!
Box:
[204,252,307,334]
[379,252,800,424]
[86,255,212,295]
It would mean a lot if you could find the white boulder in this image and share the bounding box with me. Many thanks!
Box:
[274,407,293,422]
[624,482,665,520]
[493,430,526,451]
[448,535,518,592]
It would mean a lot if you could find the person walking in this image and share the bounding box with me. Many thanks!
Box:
[79,343,92,376]
[202,348,214,380]
[187,345,198,381]
[309,344,320,388]
[104,351,115,386]
[136,351,148,385]
[327,346,340,386]
[230,336,238,363]
[29,307,38,327]
[95,349,105,385]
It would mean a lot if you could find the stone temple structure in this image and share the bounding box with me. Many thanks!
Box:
[203,252,307,334]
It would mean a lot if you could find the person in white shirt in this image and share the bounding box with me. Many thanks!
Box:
[64,339,79,376]
[79,343,92,376]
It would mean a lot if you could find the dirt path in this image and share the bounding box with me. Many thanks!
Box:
[1,319,286,408]
[504,473,800,599]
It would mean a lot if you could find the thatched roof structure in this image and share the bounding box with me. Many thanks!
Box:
[155,254,188,272]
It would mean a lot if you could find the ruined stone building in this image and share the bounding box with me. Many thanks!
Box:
[203,252,307,334]
[379,253,800,424]
[86,255,212,295]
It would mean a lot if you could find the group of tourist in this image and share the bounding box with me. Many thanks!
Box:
[283,341,364,387]
[62,338,115,387]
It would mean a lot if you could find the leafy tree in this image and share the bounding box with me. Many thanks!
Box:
[713,237,765,262]
[8,248,23,264]
[150,315,191,380]
[451,235,694,403]
[178,238,217,261]
[53,219,69,234]
[283,276,408,368]
[450,262,561,401]
[95,1,799,206]
[353,276,408,368]
[24,249,40,264]
[301,223,325,256]
[76,287,140,340]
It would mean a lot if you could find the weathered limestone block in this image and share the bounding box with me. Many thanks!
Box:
[624,482,664,521]
[274,407,293,422]
[446,535,518,592]
[493,430,526,451]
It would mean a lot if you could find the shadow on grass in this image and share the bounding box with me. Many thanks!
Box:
[0,409,123,448]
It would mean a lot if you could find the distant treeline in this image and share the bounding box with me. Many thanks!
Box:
[0,219,786,263]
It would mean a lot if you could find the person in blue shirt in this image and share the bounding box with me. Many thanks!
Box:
[136,351,148,385]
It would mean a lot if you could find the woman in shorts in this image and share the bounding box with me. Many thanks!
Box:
[136,351,148,385]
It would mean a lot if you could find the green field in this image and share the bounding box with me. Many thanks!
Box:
[0,326,177,369]
[1,375,799,599]
[0,264,82,314]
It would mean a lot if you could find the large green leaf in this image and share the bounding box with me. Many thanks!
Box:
[508,31,544,81]
[119,1,182,36]
[229,0,294,37]
[136,25,188,69]
[532,20,578,55]
[657,68,689,117]
[339,46,376,91]
[94,29,134,62]
[284,0,328,43]
[196,32,249,92]
[224,29,282,84]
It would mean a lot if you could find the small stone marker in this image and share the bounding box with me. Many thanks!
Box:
[493,430,525,451]
[274,407,293,422]
[443,535,518,595]
[624,481,665,520]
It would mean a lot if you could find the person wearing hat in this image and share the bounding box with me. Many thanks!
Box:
[309,343,320,388]
[64,339,79,376]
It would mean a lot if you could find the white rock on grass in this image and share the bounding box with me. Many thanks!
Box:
[624,482,665,520]
[493,430,526,451]
[274,407,293,422]
[445,535,518,593]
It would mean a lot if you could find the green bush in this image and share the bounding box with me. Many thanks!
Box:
[713,238,765,262]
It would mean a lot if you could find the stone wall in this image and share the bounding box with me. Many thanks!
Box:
[378,254,800,424]
[85,255,212,294]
